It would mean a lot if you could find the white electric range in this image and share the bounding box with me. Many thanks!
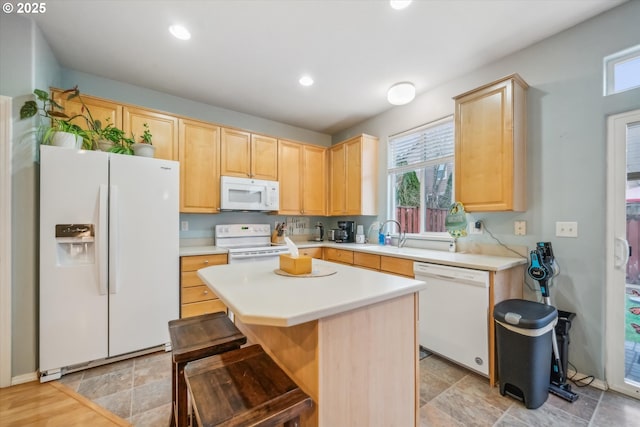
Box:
[215,224,289,264]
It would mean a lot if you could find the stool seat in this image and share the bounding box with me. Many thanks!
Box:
[169,311,246,362]
[169,312,247,427]
[185,344,313,427]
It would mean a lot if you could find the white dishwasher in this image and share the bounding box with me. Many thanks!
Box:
[414,262,490,376]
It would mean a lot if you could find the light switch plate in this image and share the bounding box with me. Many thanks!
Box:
[514,221,526,236]
[556,221,578,238]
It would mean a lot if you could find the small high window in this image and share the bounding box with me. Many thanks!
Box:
[604,44,640,96]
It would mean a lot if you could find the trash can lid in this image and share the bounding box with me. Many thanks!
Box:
[493,299,557,329]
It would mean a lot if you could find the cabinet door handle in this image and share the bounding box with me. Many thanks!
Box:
[203,260,209,265]
[203,290,208,295]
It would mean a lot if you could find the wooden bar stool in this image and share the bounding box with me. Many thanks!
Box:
[169,312,247,427]
[185,344,313,427]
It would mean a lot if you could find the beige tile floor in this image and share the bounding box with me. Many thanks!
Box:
[57,350,640,427]
[56,351,172,426]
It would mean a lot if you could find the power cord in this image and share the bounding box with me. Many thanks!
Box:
[482,223,566,301]
[482,222,528,258]
[567,361,595,387]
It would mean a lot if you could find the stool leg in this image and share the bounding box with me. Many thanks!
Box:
[284,416,300,427]
[170,360,177,427]
[177,361,188,427]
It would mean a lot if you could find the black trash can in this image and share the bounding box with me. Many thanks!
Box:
[493,299,558,409]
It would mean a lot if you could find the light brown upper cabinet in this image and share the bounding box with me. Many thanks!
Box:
[329,134,378,216]
[51,89,122,131]
[123,107,179,161]
[453,74,528,212]
[278,139,326,216]
[220,128,278,180]
[179,119,220,213]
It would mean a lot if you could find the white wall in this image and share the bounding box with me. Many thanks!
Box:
[0,13,61,378]
[333,1,640,379]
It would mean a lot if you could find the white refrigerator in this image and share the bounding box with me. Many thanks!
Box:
[39,145,179,381]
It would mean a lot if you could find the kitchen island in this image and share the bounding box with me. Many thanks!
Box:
[198,259,426,427]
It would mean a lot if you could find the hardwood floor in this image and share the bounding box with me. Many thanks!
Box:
[0,380,131,427]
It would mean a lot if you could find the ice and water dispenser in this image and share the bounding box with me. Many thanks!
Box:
[55,224,95,265]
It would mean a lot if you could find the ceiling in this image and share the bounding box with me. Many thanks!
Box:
[31,0,625,135]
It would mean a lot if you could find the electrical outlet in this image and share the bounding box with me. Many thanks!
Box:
[181,221,189,231]
[556,221,578,238]
[470,220,483,235]
[514,221,526,236]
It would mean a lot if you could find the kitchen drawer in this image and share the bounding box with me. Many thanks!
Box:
[181,254,227,271]
[324,248,354,264]
[354,252,380,270]
[380,256,414,277]
[300,247,323,259]
[181,271,204,288]
[181,285,218,304]
[181,299,227,318]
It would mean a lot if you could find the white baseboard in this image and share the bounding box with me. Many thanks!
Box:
[11,371,38,386]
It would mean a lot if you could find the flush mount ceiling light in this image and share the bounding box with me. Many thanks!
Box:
[387,82,416,105]
[390,0,412,10]
[299,75,314,87]
[169,24,191,40]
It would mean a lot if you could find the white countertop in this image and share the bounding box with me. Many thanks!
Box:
[179,245,227,256]
[322,243,526,271]
[181,242,526,271]
[198,259,426,327]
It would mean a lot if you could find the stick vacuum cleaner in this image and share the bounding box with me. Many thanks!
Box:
[527,242,579,402]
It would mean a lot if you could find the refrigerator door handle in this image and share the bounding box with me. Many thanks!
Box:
[98,185,109,295]
[109,185,119,294]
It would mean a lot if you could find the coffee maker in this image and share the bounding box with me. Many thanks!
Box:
[335,221,355,243]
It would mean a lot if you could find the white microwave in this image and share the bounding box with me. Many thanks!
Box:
[220,176,280,211]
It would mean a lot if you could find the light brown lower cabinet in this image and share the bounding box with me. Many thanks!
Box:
[323,248,354,265]
[300,247,323,259]
[353,252,380,270]
[324,248,414,278]
[180,254,228,318]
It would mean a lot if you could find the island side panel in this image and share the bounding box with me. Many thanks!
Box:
[318,292,418,427]
[234,319,320,427]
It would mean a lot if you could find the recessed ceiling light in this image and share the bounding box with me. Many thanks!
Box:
[299,75,314,87]
[169,25,191,40]
[387,82,416,105]
[390,0,412,10]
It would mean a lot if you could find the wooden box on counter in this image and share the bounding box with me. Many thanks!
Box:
[279,254,312,275]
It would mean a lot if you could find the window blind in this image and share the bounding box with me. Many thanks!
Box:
[388,117,454,172]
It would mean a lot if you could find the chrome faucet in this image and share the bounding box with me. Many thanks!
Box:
[379,219,407,248]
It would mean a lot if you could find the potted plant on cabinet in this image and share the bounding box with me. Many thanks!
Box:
[20,87,92,149]
[131,123,155,157]
[93,117,125,151]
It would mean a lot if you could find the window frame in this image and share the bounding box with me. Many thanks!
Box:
[386,115,454,239]
[604,44,640,96]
